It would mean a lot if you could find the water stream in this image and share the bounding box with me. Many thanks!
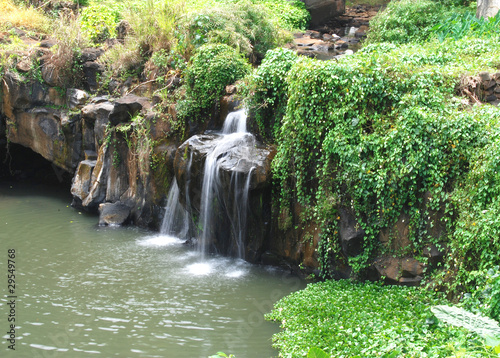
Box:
[0,183,305,357]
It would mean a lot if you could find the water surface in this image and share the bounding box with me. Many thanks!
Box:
[0,183,304,357]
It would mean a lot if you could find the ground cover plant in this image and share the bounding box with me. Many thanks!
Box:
[266,280,498,357]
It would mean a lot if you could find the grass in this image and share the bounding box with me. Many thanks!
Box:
[0,0,51,32]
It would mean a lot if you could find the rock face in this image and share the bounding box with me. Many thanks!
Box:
[303,0,345,27]
[2,71,82,172]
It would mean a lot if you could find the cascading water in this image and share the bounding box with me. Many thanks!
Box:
[198,109,255,259]
[161,109,257,260]
[160,178,189,238]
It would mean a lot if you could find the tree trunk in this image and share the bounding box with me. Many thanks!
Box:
[477,0,500,18]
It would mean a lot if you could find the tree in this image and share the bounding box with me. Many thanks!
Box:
[477,0,500,18]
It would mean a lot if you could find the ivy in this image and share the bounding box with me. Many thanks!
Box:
[259,36,500,275]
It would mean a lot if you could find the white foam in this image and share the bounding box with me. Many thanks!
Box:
[138,235,182,247]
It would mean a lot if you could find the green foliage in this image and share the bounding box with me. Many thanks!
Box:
[266,280,492,357]
[307,347,330,358]
[259,0,310,31]
[261,36,500,275]
[245,47,299,141]
[430,10,500,41]
[178,43,250,121]
[365,0,451,44]
[176,0,280,61]
[79,4,120,43]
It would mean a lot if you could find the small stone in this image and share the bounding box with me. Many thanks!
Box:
[307,30,322,39]
[67,88,89,110]
[15,59,31,73]
[486,94,498,102]
[322,33,334,41]
[399,276,422,287]
[39,39,56,48]
[479,71,492,82]
[84,150,98,161]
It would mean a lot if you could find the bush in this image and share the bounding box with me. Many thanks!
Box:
[177,0,280,61]
[245,47,299,141]
[79,4,120,43]
[266,280,491,357]
[266,37,500,275]
[365,0,450,44]
[178,43,251,121]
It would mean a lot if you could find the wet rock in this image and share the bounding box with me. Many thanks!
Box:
[82,145,110,209]
[401,257,425,277]
[339,207,365,257]
[355,25,369,38]
[373,256,425,285]
[399,276,423,287]
[99,202,131,226]
[373,257,401,283]
[423,244,446,266]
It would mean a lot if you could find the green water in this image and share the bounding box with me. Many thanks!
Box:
[0,183,305,358]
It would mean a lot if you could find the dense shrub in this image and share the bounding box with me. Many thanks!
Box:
[245,48,299,141]
[176,0,280,62]
[178,43,251,121]
[266,280,493,357]
[79,4,120,43]
[264,37,500,275]
[365,0,450,44]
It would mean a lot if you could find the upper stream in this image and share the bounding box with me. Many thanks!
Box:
[0,183,305,357]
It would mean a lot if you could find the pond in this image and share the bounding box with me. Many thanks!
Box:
[0,182,305,358]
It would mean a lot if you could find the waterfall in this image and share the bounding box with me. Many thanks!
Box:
[222,109,247,134]
[161,109,256,260]
[160,178,189,238]
[198,109,255,259]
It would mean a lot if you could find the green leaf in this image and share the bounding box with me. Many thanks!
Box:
[308,347,330,358]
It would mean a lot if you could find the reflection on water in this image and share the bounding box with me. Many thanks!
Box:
[0,183,305,357]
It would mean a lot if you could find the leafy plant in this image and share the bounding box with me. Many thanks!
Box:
[245,47,299,141]
[430,10,500,41]
[266,279,488,357]
[208,352,235,358]
[365,0,452,44]
[178,43,250,122]
[79,4,120,43]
